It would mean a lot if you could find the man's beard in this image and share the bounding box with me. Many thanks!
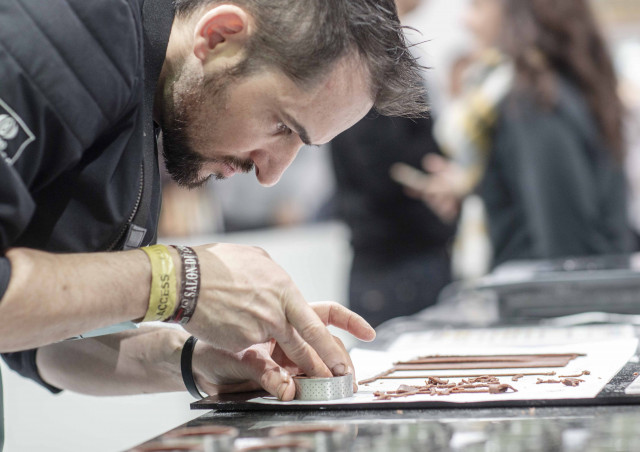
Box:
[161,67,254,189]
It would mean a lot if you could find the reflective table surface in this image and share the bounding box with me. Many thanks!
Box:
[131,405,640,451]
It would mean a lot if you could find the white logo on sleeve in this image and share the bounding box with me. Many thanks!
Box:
[0,97,35,166]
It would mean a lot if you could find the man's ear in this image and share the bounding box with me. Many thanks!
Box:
[193,5,251,63]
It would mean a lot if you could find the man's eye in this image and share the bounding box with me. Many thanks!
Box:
[277,122,293,135]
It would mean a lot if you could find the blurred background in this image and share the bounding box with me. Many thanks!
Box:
[3,0,640,451]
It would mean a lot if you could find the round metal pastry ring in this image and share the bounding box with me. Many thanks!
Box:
[293,374,354,401]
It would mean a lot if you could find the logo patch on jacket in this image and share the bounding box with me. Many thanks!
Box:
[0,97,35,166]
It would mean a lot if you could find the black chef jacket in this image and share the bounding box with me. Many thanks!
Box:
[0,0,176,447]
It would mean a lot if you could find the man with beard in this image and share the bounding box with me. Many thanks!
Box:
[0,0,426,446]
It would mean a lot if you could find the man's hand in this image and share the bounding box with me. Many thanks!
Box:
[191,302,371,400]
[35,303,370,401]
[184,244,375,380]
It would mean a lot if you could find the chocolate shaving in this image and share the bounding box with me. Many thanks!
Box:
[561,378,585,387]
[468,376,500,384]
[453,388,494,394]
[512,374,524,382]
[559,370,591,378]
[426,376,449,385]
[359,369,395,385]
[536,379,562,384]
[373,377,518,400]
[456,384,490,389]
[489,384,516,394]
[396,385,419,394]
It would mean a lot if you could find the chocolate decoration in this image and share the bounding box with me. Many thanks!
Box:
[364,353,591,400]
[359,352,581,385]
[359,370,556,384]
[559,370,591,378]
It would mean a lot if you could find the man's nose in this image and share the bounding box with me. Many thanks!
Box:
[252,141,303,187]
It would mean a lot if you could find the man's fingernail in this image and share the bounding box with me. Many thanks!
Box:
[332,364,346,376]
[278,381,290,400]
[277,369,291,400]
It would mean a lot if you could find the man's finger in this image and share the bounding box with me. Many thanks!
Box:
[260,363,297,401]
[311,302,375,342]
[237,347,297,401]
[283,295,354,377]
[274,323,333,378]
[332,335,359,393]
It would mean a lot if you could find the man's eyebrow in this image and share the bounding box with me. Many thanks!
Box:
[281,112,315,146]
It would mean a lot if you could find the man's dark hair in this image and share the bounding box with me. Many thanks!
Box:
[174,0,427,117]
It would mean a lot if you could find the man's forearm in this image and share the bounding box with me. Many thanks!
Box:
[0,248,157,352]
[3,242,374,389]
[36,327,188,395]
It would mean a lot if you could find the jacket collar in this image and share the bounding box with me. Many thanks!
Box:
[142,0,175,121]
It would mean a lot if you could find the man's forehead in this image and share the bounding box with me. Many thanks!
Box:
[296,56,374,144]
[320,53,372,94]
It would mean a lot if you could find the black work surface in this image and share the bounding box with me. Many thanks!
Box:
[181,404,640,431]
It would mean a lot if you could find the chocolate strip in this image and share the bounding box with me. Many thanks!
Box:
[359,370,556,384]
[395,354,584,365]
[360,353,581,385]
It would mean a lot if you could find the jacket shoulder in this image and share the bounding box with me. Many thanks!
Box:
[0,0,143,146]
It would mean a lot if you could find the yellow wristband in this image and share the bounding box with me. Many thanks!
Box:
[141,244,177,322]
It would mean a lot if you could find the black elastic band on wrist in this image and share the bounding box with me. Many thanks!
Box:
[181,336,204,399]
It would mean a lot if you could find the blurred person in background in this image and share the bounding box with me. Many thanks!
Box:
[329,0,456,328]
[392,0,634,270]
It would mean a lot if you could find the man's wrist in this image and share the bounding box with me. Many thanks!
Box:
[140,245,179,322]
[166,245,200,325]
[133,245,181,323]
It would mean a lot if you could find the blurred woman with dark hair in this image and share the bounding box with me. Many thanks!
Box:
[392,0,633,269]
